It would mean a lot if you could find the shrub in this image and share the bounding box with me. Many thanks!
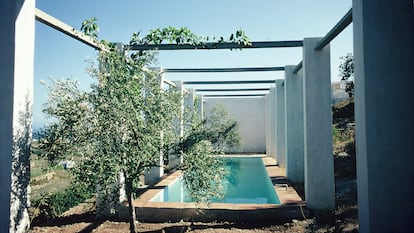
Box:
[31,184,93,225]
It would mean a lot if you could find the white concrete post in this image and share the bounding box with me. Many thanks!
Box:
[183,88,195,134]
[197,94,204,119]
[0,0,34,232]
[302,37,335,210]
[269,87,277,161]
[144,67,164,185]
[353,1,414,232]
[275,80,286,167]
[285,66,304,183]
[185,88,195,110]
[174,81,185,138]
[168,81,185,167]
[265,94,270,156]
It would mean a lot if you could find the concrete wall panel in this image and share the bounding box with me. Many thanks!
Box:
[204,97,266,153]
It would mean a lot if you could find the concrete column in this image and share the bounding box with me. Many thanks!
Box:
[144,148,164,185]
[353,1,414,232]
[302,37,335,210]
[275,80,286,167]
[265,94,270,156]
[168,81,185,167]
[183,88,195,134]
[269,87,277,161]
[284,66,304,183]
[184,88,195,110]
[174,81,185,138]
[0,0,34,232]
[197,94,204,119]
[144,67,164,185]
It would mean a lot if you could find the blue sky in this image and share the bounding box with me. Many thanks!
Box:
[34,0,353,130]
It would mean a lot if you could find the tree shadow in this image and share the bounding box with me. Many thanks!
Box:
[33,211,127,233]
[10,94,32,232]
[139,220,290,233]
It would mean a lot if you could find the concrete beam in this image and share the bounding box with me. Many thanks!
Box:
[162,67,284,73]
[203,94,266,97]
[0,0,34,231]
[302,38,335,210]
[183,80,276,85]
[130,40,303,51]
[275,80,286,167]
[285,66,304,183]
[35,8,107,51]
[195,88,270,92]
[353,1,414,232]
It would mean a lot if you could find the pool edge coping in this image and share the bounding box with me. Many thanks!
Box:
[133,155,305,211]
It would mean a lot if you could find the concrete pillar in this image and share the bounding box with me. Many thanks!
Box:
[184,89,195,110]
[275,80,286,167]
[144,67,164,185]
[302,37,335,210]
[174,81,185,138]
[353,1,414,232]
[0,0,34,232]
[183,88,195,134]
[285,66,304,183]
[168,81,185,168]
[144,150,164,185]
[197,94,204,119]
[269,87,277,161]
[265,94,270,156]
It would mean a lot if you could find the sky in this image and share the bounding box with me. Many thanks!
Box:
[34,0,353,130]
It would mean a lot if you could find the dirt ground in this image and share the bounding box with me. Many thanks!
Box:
[30,197,358,233]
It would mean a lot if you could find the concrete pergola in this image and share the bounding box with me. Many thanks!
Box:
[1,1,413,233]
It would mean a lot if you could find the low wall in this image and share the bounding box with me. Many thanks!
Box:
[203,97,266,153]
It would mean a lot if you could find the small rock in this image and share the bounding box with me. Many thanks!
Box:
[338,152,349,157]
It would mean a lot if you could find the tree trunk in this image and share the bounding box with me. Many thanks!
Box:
[125,179,137,233]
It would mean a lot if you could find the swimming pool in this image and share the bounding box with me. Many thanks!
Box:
[150,156,281,204]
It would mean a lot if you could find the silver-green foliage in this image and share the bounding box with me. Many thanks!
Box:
[37,48,180,231]
[180,141,226,203]
[205,103,243,152]
[339,53,354,97]
[38,22,246,232]
[177,103,242,203]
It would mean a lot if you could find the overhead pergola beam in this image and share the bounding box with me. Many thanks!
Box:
[293,61,303,74]
[203,94,266,97]
[35,8,107,51]
[196,87,270,92]
[129,40,303,51]
[314,8,352,50]
[293,8,352,74]
[162,67,284,73]
[183,80,276,85]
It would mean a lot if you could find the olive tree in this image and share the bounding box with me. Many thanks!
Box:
[37,21,247,233]
[338,53,354,97]
[38,49,180,232]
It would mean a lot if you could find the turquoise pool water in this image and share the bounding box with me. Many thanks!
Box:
[150,157,281,204]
